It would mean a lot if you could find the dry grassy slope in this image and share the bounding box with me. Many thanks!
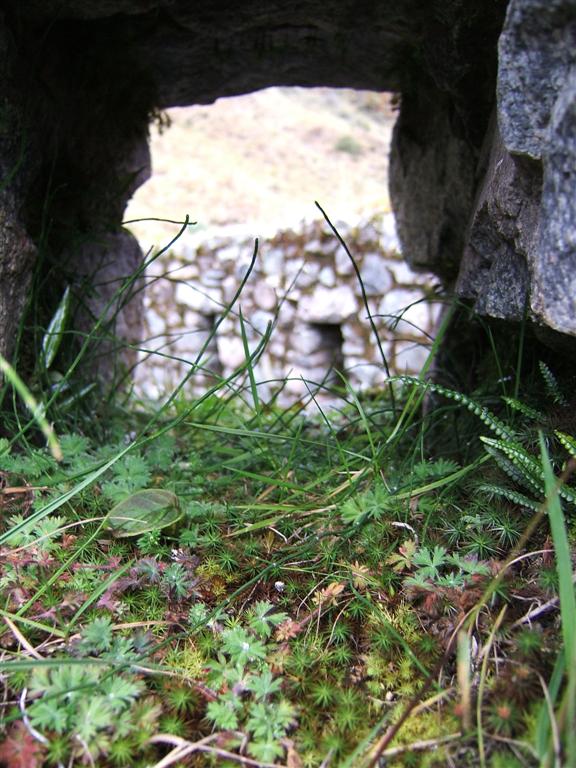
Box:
[125,87,397,249]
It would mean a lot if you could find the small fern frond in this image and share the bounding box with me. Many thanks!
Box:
[482,443,540,494]
[501,397,544,422]
[539,361,567,406]
[556,431,576,460]
[558,482,576,506]
[480,437,544,496]
[397,376,515,440]
[481,438,576,507]
[476,483,540,512]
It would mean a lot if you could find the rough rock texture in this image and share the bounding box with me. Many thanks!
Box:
[458,0,576,336]
[70,231,145,380]
[497,0,575,159]
[0,0,575,387]
[533,68,576,335]
[455,120,540,321]
[0,2,152,377]
[0,13,38,360]
[389,87,477,278]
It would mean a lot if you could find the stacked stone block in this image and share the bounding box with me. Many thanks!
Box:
[134,214,441,404]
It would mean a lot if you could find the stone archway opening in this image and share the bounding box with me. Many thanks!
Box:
[9,0,567,400]
[126,87,442,404]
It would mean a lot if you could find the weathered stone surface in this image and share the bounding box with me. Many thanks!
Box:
[175,282,221,314]
[379,288,430,332]
[0,217,37,360]
[389,0,507,279]
[217,336,246,370]
[533,70,576,334]
[62,230,145,381]
[456,121,539,321]
[253,284,277,311]
[15,0,418,107]
[0,14,37,361]
[394,340,430,373]
[300,285,357,325]
[0,1,155,384]
[389,88,477,279]
[456,0,576,335]
[497,0,576,160]
[18,1,164,19]
[360,253,393,296]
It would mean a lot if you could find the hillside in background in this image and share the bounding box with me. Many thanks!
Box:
[125,87,397,248]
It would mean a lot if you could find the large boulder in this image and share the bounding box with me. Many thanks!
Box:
[0,0,574,386]
[457,0,576,336]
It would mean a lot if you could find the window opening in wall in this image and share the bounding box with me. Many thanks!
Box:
[126,87,441,406]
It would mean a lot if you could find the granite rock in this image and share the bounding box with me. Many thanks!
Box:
[533,70,576,334]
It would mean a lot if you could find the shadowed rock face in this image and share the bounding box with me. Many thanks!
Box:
[11,0,419,97]
[458,0,576,339]
[0,0,574,383]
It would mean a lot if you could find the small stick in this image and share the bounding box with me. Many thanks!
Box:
[19,688,49,746]
[511,570,576,628]
[3,616,43,660]
[149,733,286,768]
[378,732,462,759]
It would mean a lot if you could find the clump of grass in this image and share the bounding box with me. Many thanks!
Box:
[334,135,363,156]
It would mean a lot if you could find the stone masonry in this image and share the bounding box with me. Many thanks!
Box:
[135,214,442,404]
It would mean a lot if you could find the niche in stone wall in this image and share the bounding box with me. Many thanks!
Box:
[126,87,441,405]
[284,321,344,398]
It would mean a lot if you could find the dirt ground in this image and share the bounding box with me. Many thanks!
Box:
[125,87,398,249]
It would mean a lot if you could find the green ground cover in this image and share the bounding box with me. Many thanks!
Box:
[0,220,574,768]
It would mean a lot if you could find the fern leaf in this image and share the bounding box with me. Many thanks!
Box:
[556,431,576,460]
[482,437,543,477]
[558,483,576,507]
[480,437,544,495]
[502,397,544,422]
[482,439,576,507]
[482,443,539,492]
[476,483,541,511]
[398,376,515,440]
[487,438,576,507]
[539,361,567,406]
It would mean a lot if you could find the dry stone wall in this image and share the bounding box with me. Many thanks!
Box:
[135,214,441,404]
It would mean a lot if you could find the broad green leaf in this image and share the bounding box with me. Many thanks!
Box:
[106,489,182,537]
[41,285,71,370]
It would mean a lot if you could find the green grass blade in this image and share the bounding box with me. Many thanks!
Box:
[539,433,576,766]
[0,353,62,461]
[0,443,134,546]
[0,611,67,639]
[238,307,263,422]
